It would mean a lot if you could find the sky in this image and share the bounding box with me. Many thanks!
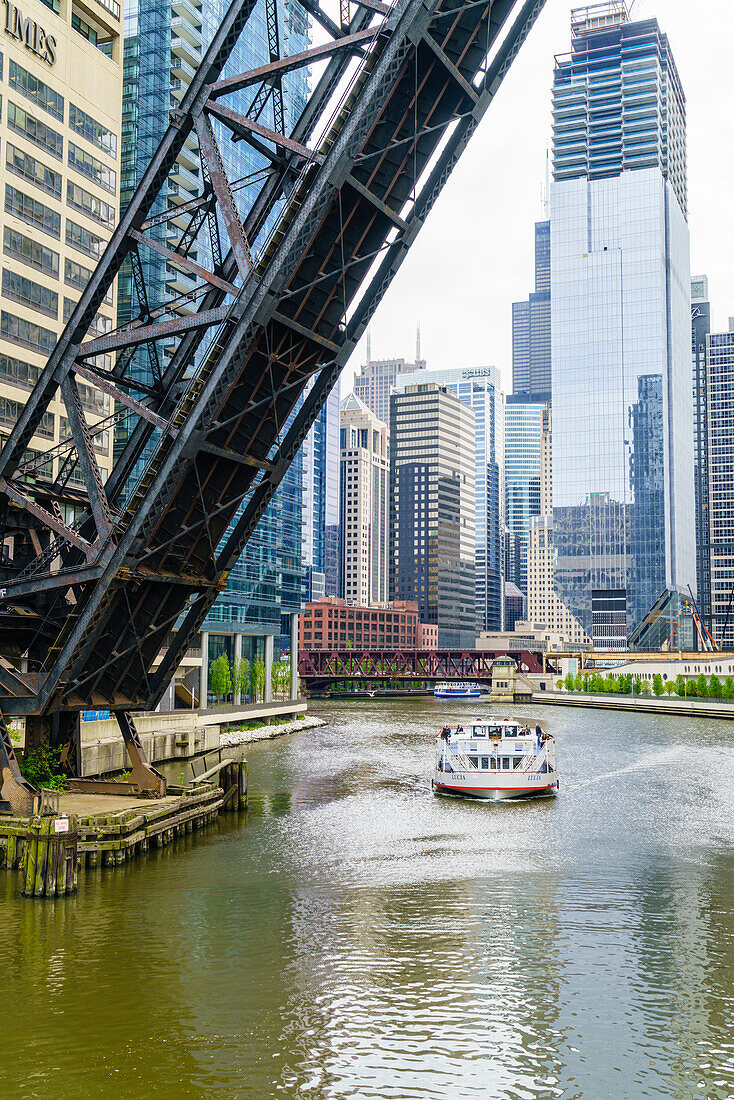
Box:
[338,0,734,398]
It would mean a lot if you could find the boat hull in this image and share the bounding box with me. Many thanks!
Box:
[432,772,558,800]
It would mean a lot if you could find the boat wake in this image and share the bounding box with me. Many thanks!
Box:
[567,745,685,792]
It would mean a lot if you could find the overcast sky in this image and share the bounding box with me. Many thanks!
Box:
[338,0,734,398]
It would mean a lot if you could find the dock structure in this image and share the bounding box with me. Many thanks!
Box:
[0,756,247,897]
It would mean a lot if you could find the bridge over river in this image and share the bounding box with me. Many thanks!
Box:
[298,648,553,692]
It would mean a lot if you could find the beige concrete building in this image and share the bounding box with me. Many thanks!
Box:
[340,392,390,605]
[526,404,590,646]
[0,0,123,489]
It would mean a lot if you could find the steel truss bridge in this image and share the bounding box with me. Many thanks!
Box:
[0,0,545,808]
[299,648,548,689]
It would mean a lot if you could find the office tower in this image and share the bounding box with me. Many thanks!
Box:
[512,220,551,400]
[390,383,476,647]
[353,326,425,422]
[302,378,340,601]
[0,3,123,486]
[504,396,543,595]
[339,394,390,605]
[526,406,590,644]
[393,365,504,632]
[706,323,734,646]
[691,276,712,629]
[122,0,309,686]
[551,2,694,649]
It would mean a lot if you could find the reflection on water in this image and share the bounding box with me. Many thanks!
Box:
[3,699,734,1099]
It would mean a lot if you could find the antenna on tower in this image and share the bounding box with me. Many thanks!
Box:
[366,329,371,363]
[416,320,421,364]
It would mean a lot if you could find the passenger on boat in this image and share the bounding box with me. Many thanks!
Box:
[439,726,450,740]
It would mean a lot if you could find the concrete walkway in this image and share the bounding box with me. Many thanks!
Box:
[534,691,734,720]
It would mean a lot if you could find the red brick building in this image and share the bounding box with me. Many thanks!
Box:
[299,598,438,651]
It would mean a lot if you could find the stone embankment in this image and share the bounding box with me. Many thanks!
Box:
[220,715,325,747]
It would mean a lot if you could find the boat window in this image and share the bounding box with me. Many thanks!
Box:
[490,758,497,769]
[481,757,489,769]
[488,725,502,736]
[502,758,510,770]
[513,758,522,769]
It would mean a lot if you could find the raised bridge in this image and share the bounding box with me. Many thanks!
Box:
[299,648,550,690]
[0,0,545,804]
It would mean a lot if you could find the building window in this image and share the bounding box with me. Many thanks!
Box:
[0,394,53,437]
[0,352,41,390]
[5,142,62,200]
[3,226,59,278]
[68,142,116,194]
[8,60,64,122]
[65,219,105,260]
[64,257,113,305]
[69,103,117,159]
[7,101,63,160]
[71,9,114,56]
[1,310,56,354]
[66,181,115,229]
[5,184,61,238]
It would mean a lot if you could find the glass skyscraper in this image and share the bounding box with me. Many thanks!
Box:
[120,0,309,672]
[302,378,341,602]
[691,276,712,630]
[504,397,543,597]
[512,220,551,400]
[550,2,695,648]
[394,366,504,632]
[704,325,734,646]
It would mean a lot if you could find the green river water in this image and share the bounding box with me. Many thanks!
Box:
[3,697,734,1099]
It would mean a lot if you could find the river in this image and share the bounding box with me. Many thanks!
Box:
[4,698,734,1099]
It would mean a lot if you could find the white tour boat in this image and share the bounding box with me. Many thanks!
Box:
[432,717,558,800]
[434,682,482,699]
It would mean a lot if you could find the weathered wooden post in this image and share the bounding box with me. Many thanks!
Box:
[237,760,248,811]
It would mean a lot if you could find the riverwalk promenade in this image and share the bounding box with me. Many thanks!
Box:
[535,691,734,720]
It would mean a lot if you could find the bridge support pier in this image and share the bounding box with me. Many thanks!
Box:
[0,711,36,815]
[116,712,166,798]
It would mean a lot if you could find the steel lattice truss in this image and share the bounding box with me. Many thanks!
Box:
[0,0,545,722]
[298,648,547,685]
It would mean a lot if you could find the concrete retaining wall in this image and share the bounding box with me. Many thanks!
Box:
[533,691,734,720]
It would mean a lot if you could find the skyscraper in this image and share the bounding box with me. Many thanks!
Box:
[390,384,476,647]
[393,366,504,631]
[339,394,390,605]
[705,323,734,646]
[512,220,551,400]
[504,396,543,596]
[302,378,340,601]
[550,2,694,648]
[691,276,712,629]
[353,327,425,423]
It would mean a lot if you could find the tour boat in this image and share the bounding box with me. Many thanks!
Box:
[432,717,558,800]
[434,682,482,699]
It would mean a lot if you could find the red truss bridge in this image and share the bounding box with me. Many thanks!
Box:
[298,648,550,690]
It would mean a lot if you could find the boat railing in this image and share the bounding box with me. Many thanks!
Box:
[519,741,554,773]
[442,744,476,771]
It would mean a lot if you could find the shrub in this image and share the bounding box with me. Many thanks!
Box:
[723,676,734,700]
[564,672,575,692]
[674,675,686,697]
[709,674,723,699]
[573,673,583,692]
[696,673,709,698]
[640,680,650,695]
[632,679,642,695]
[556,679,563,691]
[209,653,231,702]
[20,743,66,790]
[652,674,665,697]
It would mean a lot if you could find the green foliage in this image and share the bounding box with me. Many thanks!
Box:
[564,672,574,691]
[209,653,231,702]
[686,681,698,698]
[664,681,676,696]
[674,674,686,697]
[556,679,563,691]
[723,676,734,700]
[696,673,709,698]
[20,743,67,790]
[652,673,665,697]
[582,674,590,693]
[573,672,583,692]
[590,673,604,694]
[709,674,723,699]
[253,657,266,701]
[632,678,642,695]
[603,675,617,694]
[232,657,251,701]
[639,680,650,695]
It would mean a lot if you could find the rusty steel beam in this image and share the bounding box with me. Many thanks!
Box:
[129,229,240,297]
[77,306,231,358]
[206,101,323,162]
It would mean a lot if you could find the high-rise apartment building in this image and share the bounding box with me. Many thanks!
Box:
[512,220,551,400]
[551,2,695,648]
[353,330,425,423]
[526,405,590,645]
[394,365,504,632]
[0,0,124,488]
[302,378,340,601]
[121,0,309,682]
[504,396,543,596]
[339,393,389,606]
[390,383,475,648]
[691,275,712,629]
[705,324,734,647]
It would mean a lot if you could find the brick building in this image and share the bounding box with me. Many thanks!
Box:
[299,598,438,651]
